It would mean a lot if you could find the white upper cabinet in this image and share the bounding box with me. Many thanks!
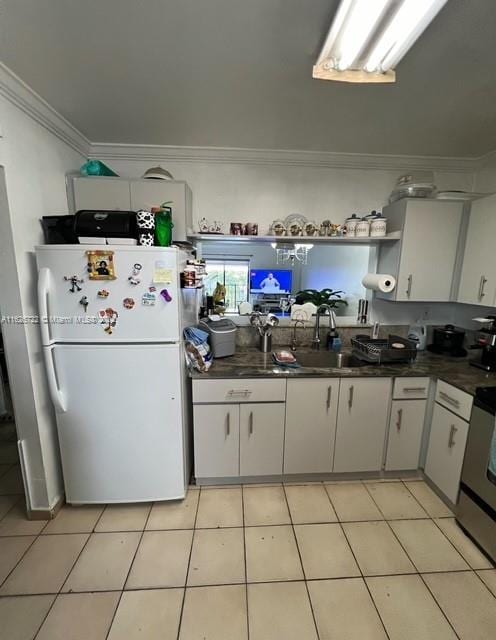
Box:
[376,199,463,302]
[70,177,193,242]
[72,176,131,211]
[457,194,496,306]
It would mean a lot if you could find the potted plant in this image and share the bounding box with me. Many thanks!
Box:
[294,288,348,311]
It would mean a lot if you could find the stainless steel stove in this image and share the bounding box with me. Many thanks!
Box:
[457,386,496,563]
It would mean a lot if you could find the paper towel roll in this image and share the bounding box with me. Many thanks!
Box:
[362,273,396,293]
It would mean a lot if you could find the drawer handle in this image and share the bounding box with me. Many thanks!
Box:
[406,274,413,298]
[402,387,426,393]
[439,391,460,408]
[478,275,488,301]
[249,411,254,436]
[226,412,230,436]
[396,408,403,431]
[228,389,252,397]
[448,424,458,448]
[348,385,354,410]
[326,386,332,411]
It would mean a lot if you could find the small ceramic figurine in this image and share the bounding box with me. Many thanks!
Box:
[271,220,286,236]
[288,222,303,236]
[304,221,318,236]
[319,220,331,236]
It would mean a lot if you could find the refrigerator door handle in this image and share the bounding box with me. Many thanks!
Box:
[38,268,52,346]
[43,346,66,413]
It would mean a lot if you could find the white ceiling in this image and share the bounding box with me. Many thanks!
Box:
[1,0,495,157]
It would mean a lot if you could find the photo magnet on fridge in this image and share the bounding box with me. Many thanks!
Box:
[86,250,116,280]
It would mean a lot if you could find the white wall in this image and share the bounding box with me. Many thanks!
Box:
[0,94,85,510]
[105,158,473,234]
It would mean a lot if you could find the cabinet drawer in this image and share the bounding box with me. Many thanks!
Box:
[192,378,286,404]
[435,380,472,421]
[393,377,430,399]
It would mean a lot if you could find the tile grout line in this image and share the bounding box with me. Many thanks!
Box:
[32,503,110,639]
[104,502,154,640]
[241,484,250,640]
[328,486,392,640]
[175,485,201,640]
[281,484,321,640]
[362,481,462,640]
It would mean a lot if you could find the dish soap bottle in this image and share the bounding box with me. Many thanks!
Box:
[327,328,342,352]
[154,201,174,247]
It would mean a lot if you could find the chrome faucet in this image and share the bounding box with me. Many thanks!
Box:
[312,304,337,350]
[291,319,305,351]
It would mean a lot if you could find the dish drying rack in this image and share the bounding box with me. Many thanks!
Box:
[351,334,417,364]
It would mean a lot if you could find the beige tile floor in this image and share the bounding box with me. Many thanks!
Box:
[0,478,495,639]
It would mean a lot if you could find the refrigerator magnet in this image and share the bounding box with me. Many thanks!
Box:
[160,288,172,303]
[86,250,116,281]
[141,292,156,306]
[153,261,173,284]
[79,296,89,312]
[64,275,83,293]
[99,308,118,334]
[97,289,110,299]
[128,263,142,285]
[123,297,135,310]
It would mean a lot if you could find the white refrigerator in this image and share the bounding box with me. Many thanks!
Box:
[36,245,196,504]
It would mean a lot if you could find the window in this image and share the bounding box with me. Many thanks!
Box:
[204,259,249,313]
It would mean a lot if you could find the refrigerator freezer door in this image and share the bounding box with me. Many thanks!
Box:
[51,343,187,503]
[36,246,183,343]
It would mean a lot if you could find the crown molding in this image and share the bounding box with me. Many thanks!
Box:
[0,62,488,174]
[0,63,90,157]
[90,142,479,173]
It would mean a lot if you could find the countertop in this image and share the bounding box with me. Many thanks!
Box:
[190,348,496,397]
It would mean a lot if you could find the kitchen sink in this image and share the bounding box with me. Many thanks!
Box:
[294,351,365,369]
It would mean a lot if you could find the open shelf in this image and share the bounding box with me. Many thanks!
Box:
[188,231,401,245]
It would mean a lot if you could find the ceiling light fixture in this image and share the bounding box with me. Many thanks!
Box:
[313,0,448,83]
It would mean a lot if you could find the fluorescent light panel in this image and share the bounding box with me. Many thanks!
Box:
[314,0,448,82]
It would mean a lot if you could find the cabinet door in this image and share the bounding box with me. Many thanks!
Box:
[193,404,239,479]
[396,201,462,301]
[284,379,339,474]
[424,403,469,504]
[72,177,131,211]
[385,400,426,471]
[130,181,190,242]
[334,378,391,473]
[240,403,285,476]
[458,195,496,306]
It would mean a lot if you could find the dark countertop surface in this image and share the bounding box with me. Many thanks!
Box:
[191,348,496,397]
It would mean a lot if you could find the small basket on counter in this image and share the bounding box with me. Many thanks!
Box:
[351,334,418,365]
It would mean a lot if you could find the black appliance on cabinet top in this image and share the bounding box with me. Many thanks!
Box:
[470,316,496,372]
[427,324,467,357]
[457,386,496,563]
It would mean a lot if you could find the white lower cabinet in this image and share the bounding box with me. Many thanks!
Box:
[193,401,285,479]
[239,403,286,476]
[385,400,426,471]
[333,378,392,473]
[284,379,339,474]
[193,404,239,478]
[424,402,470,504]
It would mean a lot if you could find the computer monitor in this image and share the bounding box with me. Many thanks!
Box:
[250,269,292,294]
